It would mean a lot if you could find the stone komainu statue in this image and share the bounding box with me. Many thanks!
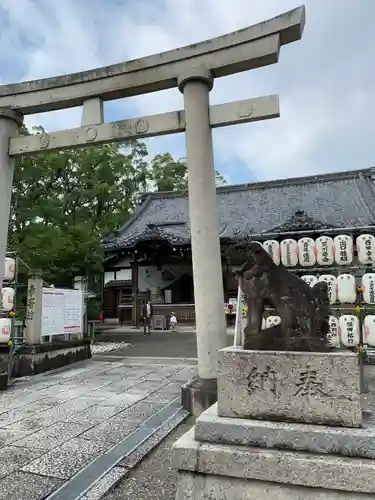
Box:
[226,241,330,352]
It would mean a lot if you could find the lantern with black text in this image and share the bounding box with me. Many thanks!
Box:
[357,234,375,265]
[339,315,359,347]
[316,236,334,266]
[263,240,280,266]
[280,239,298,267]
[327,316,340,348]
[298,237,316,267]
[318,275,337,304]
[333,235,353,265]
[362,273,375,304]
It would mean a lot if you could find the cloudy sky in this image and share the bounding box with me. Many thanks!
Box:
[0,0,373,184]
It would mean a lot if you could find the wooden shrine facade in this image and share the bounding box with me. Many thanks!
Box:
[102,167,375,326]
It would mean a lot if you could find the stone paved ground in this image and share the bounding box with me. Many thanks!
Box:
[0,356,197,500]
[104,418,195,500]
[96,330,233,358]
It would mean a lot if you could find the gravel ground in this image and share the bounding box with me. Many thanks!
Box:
[104,417,194,500]
[91,341,131,354]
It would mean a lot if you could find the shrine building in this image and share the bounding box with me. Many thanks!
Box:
[102,167,375,329]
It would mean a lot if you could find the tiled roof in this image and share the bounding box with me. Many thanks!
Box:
[104,279,132,288]
[103,168,375,250]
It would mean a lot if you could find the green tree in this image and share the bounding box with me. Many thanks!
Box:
[9,128,227,290]
[9,127,149,287]
[149,153,227,191]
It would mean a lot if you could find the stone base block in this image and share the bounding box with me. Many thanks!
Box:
[217,347,362,427]
[11,339,92,377]
[172,427,375,496]
[181,376,217,417]
[0,372,7,390]
[176,471,374,500]
[195,404,375,459]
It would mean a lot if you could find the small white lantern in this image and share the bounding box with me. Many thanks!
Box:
[357,234,375,265]
[333,235,353,265]
[315,236,334,266]
[364,315,375,347]
[1,287,14,311]
[327,316,340,348]
[362,273,375,304]
[4,257,15,282]
[337,274,356,303]
[263,240,280,266]
[265,315,281,328]
[318,275,337,304]
[301,275,318,288]
[0,318,11,343]
[339,315,359,347]
[297,237,316,267]
[280,239,298,267]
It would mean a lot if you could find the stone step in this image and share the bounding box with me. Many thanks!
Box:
[173,426,375,496]
[195,403,375,459]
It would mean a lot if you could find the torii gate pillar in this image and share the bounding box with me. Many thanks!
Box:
[0,109,23,291]
[178,69,227,414]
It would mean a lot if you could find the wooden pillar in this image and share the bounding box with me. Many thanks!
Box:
[131,261,139,327]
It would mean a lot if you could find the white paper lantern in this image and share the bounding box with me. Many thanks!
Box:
[301,275,318,287]
[1,287,14,312]
[362,273,375,304]
[337,274,356,303]
[364,315,375,347]
[333,235,353,265]
[261,317,266,330]
[297,237,316,267]
[263,240,280,266]
[327,316,340,348]
[4,257,15,282]
[315,236,334,266]
[280,239,298,267]
[318,275,337,304]
[265,316,281,328]
[339,315,359,347]
[357,234,375,265]
[0,318,11,343]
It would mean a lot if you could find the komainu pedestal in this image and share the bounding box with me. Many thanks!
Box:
[173,348,375,499]
[218,347,362,427]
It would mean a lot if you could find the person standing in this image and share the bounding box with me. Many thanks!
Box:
[169,312,178,332]
[142,300,153,336]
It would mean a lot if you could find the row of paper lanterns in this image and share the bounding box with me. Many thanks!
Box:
[0,259,16,343]
[261,234,375,267]
[261,314,375,348]
[302,273,375,304]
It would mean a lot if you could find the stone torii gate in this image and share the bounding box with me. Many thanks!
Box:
[0,6,305,413]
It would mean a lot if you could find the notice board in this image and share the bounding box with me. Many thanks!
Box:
[42,288,84,336]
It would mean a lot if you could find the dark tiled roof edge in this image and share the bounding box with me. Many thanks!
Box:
[138,166,375,200]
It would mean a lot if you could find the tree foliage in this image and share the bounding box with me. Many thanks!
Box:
[9,127,226,288]
[150,153,226,191]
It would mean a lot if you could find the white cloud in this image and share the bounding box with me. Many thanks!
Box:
[0,0,374,182]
